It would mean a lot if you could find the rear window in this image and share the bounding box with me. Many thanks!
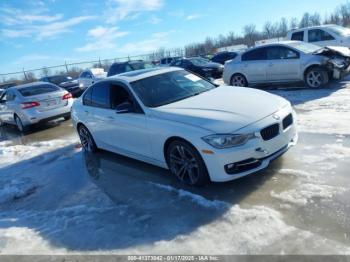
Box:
[242,48,267,61]
[291,31,304,41]
[18,84,60,97]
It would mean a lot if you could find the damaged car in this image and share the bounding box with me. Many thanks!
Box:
[223,41,350,88]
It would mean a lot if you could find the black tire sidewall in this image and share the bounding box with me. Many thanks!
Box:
[167,140,210,186]
[79,125,98,153]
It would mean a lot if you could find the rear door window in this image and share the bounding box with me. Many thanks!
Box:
[266,46,299,60]
[83,87,93,106]
[291,31,304,41]
[90,82,110,108]
[242,48,267,61]
[308,29,335,42]
[18,84,60,97]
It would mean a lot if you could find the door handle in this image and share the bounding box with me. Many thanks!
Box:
[107,116,114,120]
[84,110,89,114]
[268,63,274,67]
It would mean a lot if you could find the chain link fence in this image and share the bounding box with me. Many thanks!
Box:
[0,48,187,85]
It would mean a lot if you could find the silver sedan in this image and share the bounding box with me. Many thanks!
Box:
[0,82,74,132]
[223,41,350,88]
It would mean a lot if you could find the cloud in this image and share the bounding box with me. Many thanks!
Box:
[1,15,95,40]
[105,0,163,23]
[149,15,162,24]
[76,26,129,52]
[0,7,62,26]
[118,30,172,54]
[186,14,202,21]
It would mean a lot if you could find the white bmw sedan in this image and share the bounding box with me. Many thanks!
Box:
[72,67,297,186]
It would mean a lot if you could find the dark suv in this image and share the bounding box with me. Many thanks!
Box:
[211,51,237,65]
[170,57,224,79]
[107,61,154,77]
[40,75,82,97]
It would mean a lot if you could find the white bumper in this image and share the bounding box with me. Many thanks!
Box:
[198,107,298,182]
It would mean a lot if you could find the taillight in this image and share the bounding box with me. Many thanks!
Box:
[21,102,40,109]
[62,93,73,100]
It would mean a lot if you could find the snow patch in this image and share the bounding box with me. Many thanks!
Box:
[0,178,37,204]
[150,182,227,209]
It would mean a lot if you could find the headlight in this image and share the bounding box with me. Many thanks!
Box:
[79,83,84,89]
[202,133,256,149]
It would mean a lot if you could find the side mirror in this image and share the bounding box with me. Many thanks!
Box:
[116,101,134,114]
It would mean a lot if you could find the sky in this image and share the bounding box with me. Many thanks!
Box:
[0,0,346,75]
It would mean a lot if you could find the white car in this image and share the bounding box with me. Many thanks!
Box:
[223,41,350,88]
[287,24,350,47]
[71,67,297,186]
[0,82,73,132]
[77,68,107,90]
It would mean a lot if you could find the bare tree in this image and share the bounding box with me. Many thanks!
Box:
[243,24,258,46]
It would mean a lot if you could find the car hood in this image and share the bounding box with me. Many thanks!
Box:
[59,80,78,88]
[203,62,223,69]
[314,46,350,57]
[314,46,350,69]
[151,86,289,133]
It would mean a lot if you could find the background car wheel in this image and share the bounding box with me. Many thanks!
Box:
[64,115,71,121]
[14,115,28,133]
[305,67,329,88]
[230,74,248,87]
[78,125,97,153]
[167,140,210,186]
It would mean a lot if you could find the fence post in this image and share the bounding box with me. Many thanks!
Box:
[99,57,102,68]
[65,61,69,73]
[23,68,28,81]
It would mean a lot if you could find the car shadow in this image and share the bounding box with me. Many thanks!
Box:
[0,144,285,252]
[0,118,70,142]
[253,76,349,106]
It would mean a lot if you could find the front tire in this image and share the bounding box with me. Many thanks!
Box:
[305,67,329,88]
[166,140,210,186]
[230,73,248,87]
[78,125,97,153]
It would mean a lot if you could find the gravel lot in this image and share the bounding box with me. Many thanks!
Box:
[0,78,349,254]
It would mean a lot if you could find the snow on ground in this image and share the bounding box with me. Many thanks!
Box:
[271,85,350,135]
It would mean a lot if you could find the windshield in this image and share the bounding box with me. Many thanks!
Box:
[131,70,216,107]
[130,62,154,70]
[19,84,60,97]
[327,25,350,36]
[288,41,321,53]
[48,76,71,85]
[188,58,209,66]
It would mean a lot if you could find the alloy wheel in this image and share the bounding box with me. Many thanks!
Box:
[169,144,200,185]
[79,126,94,152]
[307,71,322,88]
[232,75,246,87]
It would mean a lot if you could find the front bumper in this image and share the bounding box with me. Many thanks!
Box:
[199,107,298,182]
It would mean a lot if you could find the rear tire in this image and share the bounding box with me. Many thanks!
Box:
[166,140,210,186]
[305,67,329,88]
[14,115,29,133]
[230,73,248,87]
[78,124,98,153]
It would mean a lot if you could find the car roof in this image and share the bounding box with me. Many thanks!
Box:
[108,67,182,82]
[289,24,338,32]
[246,41,302,51]
[9,81,55,90]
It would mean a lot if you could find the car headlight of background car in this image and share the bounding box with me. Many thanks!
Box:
[202,133,256,149]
